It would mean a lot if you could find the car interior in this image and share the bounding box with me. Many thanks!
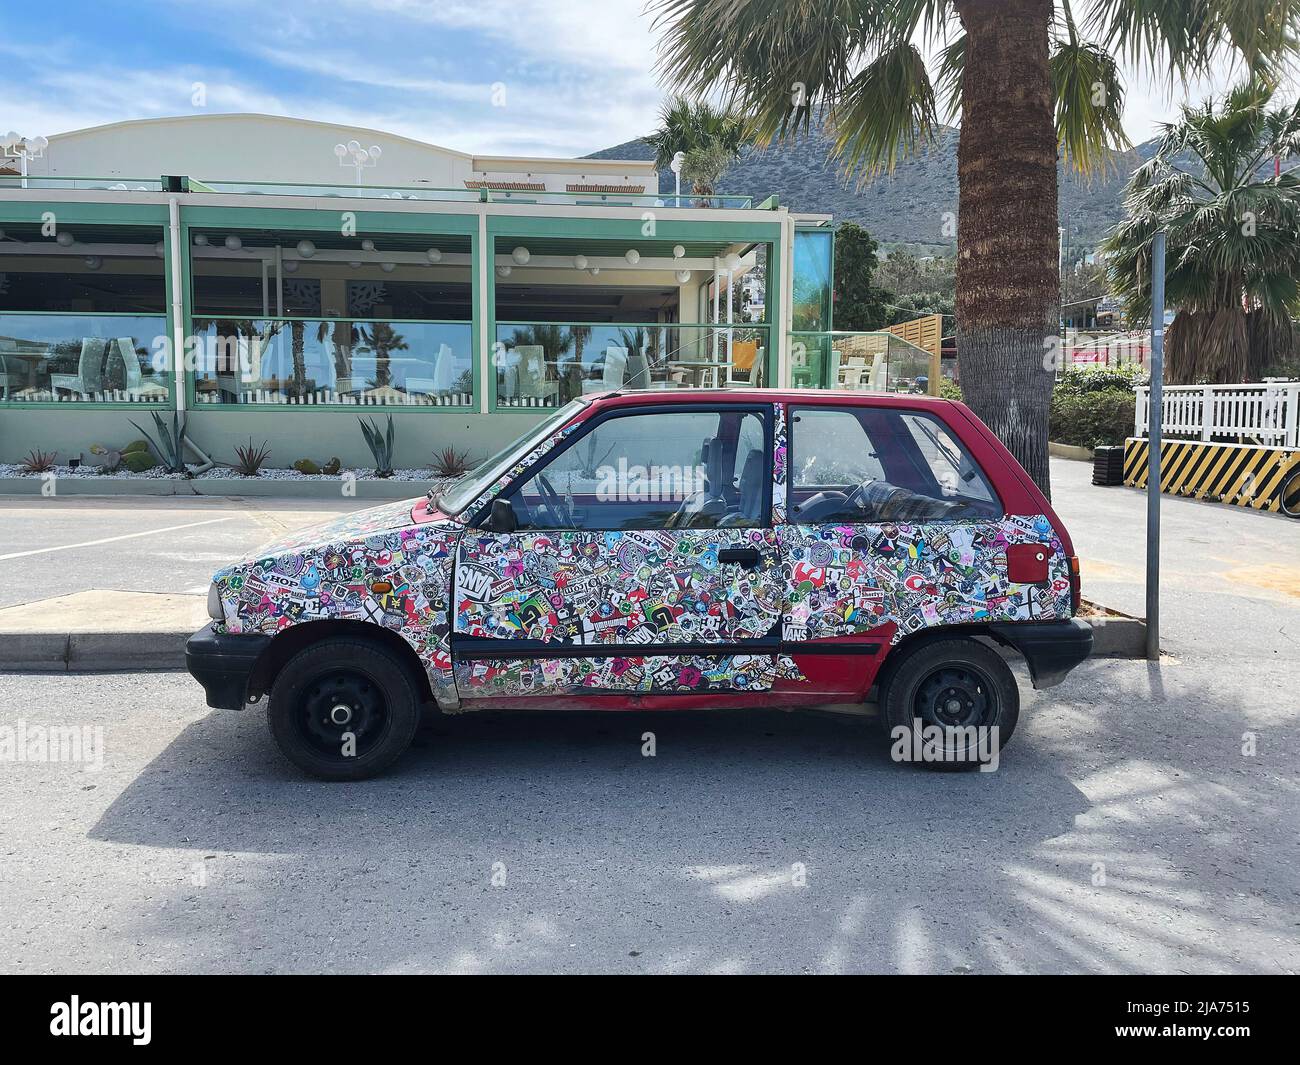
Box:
[507,408,770,532]
[787,406,1003,524]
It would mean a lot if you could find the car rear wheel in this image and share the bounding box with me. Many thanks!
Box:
[267,637,422,781]
[878,638,1019,771]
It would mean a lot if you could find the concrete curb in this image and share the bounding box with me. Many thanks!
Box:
[0,631,191,672]
[1087,616,1149,658]
[1049,442,1095,461]
[0,475,428,500]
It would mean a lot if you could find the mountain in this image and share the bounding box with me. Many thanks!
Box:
[586,123,1157,252]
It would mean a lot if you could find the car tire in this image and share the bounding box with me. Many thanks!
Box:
[878,637,1019,771]
[267,637,422,781]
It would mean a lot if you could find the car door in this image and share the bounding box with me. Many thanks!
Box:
[451,403,791,702]
[780,403,1065,689]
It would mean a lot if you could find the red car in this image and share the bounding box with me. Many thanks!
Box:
[187,390,1091,779]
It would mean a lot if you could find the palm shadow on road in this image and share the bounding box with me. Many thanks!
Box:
[87,663,1294,974]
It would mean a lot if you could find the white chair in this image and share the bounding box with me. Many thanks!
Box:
[625,350,649,389]
[406,344,458,399]
[582,345,627,393]
[516,346,550,403]
[112,337,168,399]
[50,338,106,398]
[865,351,888,391]
[0,339,20,400]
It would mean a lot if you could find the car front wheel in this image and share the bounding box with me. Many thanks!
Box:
[878,638,1020,771]
[267,637,422,780]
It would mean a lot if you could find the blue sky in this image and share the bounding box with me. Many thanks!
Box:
[0,0,1253,158]
[0,0,665,156]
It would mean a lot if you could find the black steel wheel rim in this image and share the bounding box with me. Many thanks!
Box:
[914,665,995,729]
[297,670,389,759]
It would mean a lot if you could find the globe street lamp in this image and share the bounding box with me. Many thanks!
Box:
[333,140,383,188]
[2,132,48,190]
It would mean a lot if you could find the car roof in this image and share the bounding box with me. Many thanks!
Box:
[586,387,959,412]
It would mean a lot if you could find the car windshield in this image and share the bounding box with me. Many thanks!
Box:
[435,398,589,516]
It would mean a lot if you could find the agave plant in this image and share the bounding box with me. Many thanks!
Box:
[358,415,396,478]
[430,445,472,477]
[230,438,272,477]
[129,411,189,475]
[20,449,57,474]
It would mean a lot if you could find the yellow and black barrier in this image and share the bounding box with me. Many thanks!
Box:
[1123,437,1300,513]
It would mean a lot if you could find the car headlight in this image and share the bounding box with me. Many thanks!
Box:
[207,582,224,621]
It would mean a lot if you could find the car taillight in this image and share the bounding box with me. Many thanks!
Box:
[1068,555,1081,613]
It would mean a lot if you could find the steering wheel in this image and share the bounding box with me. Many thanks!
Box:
[841,477,878,514]
[535,472,574,529]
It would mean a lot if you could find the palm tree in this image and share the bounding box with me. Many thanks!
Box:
[681,141,735,204]
[353,322,409,389]
[1105,80,1300,384]
[646,96,749,203]
[649,0,1296,493]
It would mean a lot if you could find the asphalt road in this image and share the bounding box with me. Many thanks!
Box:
[0,461,1295,973]
[0,496,358,608]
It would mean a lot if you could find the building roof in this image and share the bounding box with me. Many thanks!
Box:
[43,113,655,174]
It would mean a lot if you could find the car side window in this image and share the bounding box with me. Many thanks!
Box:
[897,412,1000,514]
[507,407,770,531]
[788,406,1001,523]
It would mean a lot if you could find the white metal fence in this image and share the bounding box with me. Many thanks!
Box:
[1135,382,1300,447]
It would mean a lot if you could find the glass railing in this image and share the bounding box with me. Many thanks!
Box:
[789,331,941,394]
[493,321,770,408]
[190,317,474,407]
[191,180,755,209]
[193,180,481,201]
[0,176,164,191]
[0,312,171,403]
[485,190,754,209]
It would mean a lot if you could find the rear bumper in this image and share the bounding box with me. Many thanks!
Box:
[988,618,1093,689]
[186,623,271,709]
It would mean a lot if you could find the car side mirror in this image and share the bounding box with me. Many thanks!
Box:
[488,497,518,533]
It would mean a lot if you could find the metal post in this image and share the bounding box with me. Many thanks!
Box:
[1146,231,1166,661]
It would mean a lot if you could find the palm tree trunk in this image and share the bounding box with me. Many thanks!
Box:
[953,0,1058,496]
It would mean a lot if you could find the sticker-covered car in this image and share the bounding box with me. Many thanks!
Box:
[187,389,1091,779]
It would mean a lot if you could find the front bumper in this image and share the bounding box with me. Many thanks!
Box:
[988,618,1093,689]
[186,623,271,709]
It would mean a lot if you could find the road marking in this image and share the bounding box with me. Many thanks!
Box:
[0,517,235,561]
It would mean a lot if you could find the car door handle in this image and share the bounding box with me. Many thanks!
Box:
[718,546,762,568]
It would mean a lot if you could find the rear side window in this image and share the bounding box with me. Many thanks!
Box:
[897,413,1000,513]
[788,406,1001,523]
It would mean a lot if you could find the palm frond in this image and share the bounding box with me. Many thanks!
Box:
[1051,38,1130,173]
[829,41,937,179]
[933,32,965,122]
[651,0,943,160]
[1085,0,1300,80]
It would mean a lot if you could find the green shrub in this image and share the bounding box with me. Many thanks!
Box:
[938,378,964,401]
[1056,364,1147,396]
[292,458,321,475]
[121,450,159,473]
[121,439,151,455]
[1050,388,1136,449]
